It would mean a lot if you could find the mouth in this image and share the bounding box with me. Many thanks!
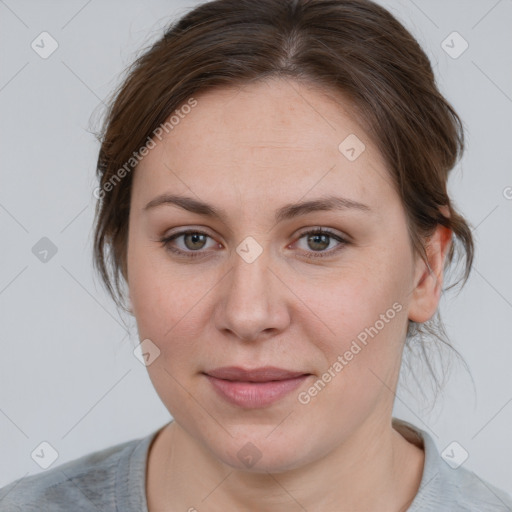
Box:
[203,366,312,408]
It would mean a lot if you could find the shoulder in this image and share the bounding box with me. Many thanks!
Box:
[0,433,153,512]
[436,464,512,511]
[393,418,512,512]
[425,457,512,512]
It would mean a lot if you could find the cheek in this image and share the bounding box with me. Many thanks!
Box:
[292,257,408,346]
[295,272,408,403]
[128,258,207,410]
[127,240,215,360]
[290,260,411,414]
[130,270,203,344]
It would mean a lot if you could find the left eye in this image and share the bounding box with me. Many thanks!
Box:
[294,228,346,256]
[159,228,348,259]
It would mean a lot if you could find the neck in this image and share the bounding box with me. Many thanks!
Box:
[146,417,425,512]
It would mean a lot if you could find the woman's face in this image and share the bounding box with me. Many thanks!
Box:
[127,78,438,471]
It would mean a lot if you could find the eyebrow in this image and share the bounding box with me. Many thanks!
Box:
[143,193,372,224]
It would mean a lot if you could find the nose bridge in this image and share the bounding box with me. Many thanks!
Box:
[230,244,270,301]
[214,239,289,340]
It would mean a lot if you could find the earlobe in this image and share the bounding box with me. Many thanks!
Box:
[408,223,452,323]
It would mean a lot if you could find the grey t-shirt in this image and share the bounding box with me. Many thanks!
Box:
[1,418,511,511]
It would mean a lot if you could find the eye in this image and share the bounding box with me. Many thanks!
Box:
[291,227,348,259]
[159,227,348,259]
[159,229,218,259]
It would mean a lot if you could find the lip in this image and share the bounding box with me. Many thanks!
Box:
[206,366,308,382]
[204,366,311,408]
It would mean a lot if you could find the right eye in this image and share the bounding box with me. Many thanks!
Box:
[159,229,220,258]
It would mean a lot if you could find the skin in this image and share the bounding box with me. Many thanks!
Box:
[126,78,452,511]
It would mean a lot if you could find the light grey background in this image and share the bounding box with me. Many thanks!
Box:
[1,0,511,498]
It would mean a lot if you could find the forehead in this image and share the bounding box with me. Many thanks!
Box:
[133,78,395,214]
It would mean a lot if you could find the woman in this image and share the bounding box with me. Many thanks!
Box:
[1,0,511,510]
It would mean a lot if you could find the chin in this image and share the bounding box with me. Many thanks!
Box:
[208,432,313,474]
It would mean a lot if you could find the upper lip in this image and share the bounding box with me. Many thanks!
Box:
[205,366,309,382]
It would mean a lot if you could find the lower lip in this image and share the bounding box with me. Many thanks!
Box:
[205,374,310,408]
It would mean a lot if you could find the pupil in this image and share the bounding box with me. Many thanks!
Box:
[309,234,329,251]
[186,233,205,250]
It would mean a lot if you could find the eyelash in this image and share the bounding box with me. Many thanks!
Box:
[159,227,348,260]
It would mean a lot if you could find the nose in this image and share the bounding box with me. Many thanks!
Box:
[213,247,291,342]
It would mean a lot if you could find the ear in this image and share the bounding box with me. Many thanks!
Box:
[408,212,452,324]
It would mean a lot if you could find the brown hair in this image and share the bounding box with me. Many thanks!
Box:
[93,0,475,399]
